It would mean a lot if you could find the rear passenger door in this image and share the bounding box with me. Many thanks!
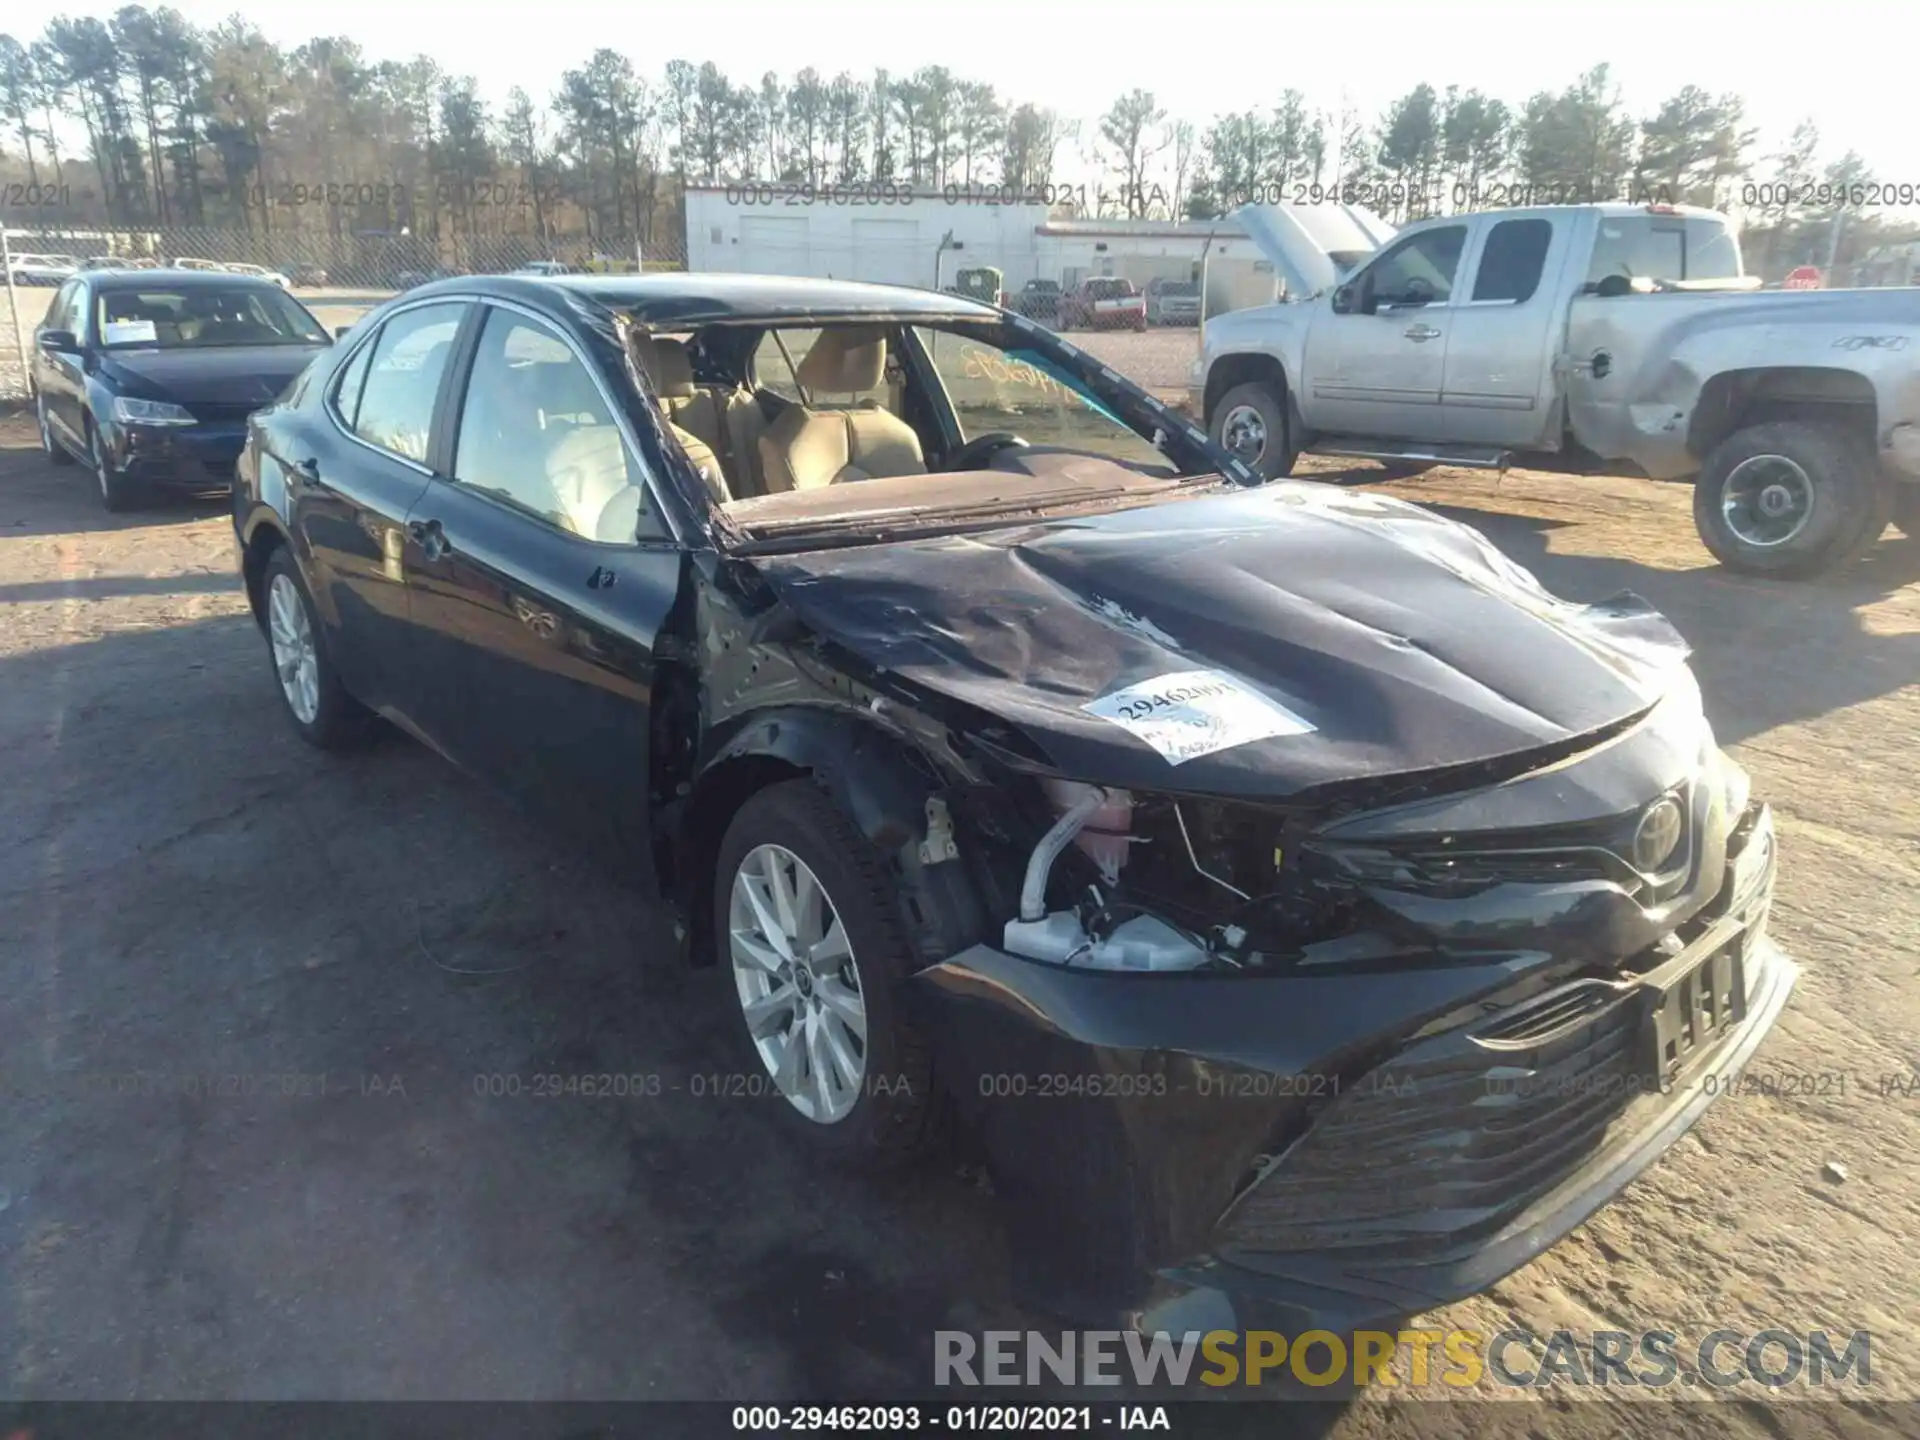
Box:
[1436,215,1569,446]
[296,299,469,717]
[401,302,686,875]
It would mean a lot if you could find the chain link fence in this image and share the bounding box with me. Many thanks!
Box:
[3,223,688,402]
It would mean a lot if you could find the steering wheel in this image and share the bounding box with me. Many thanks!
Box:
[947,432,1030,470]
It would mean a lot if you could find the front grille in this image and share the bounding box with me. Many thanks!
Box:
[1214,946,1737,1256]
[186,399,258,425]
[1324,783,1697,905]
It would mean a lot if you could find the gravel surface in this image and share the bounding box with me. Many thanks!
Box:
[1,391,1916,1428]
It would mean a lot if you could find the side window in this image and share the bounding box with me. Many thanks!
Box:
[331,336,376,427]
[453,308,650,543]
[352,302,466,464]
[1361,225,1468,309]
[1472,219,1553,304]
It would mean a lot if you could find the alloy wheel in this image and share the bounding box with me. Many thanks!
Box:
[728,842,868,1124]
[267,572,321,724]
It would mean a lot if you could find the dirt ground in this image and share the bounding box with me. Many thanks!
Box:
[1,368,1917,1431]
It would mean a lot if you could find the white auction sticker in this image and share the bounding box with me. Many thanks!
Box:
[102,319,158,345]
[1083,669,1314,765]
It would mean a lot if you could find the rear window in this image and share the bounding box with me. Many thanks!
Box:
[1586,216,1742,285]
[1088,279,1136,298]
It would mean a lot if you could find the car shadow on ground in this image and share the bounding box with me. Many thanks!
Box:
[0,467,230,540]
[1417,500,1920,749]
[0,615,1141,1402]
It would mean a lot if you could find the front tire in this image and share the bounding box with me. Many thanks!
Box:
[1210,380,1298,479]
[38,398,74,466]
[88,421,141,512]
[713,780,941,1171]
[260,546,375,749]
[1693,421,1883,578]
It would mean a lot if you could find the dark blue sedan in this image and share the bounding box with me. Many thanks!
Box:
[31,268,333,511]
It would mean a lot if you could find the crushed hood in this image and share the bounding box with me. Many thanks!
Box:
[748,481,1692,798]
[1231,204,1397,299]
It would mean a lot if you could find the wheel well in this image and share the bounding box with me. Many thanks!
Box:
[1204,353,1286,424]
[677,752,808,968]
[1689,368,1878,461]
[240,525,287,630]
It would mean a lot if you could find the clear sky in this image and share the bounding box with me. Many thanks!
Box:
[32,0,1916,182]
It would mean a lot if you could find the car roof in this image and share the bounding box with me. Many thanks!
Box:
[402,271,1003,327]
[86,269,287,291]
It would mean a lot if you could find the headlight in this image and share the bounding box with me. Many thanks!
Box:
[113,396,196,426]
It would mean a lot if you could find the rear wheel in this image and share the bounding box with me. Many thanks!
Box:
[1693,421,1884,578]
[712,780,941,1171]
[261,546,376,749]
[1210,380,1298,479]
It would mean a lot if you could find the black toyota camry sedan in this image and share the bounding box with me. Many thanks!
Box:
[33,268,333,511]
[232,272,1794,1332]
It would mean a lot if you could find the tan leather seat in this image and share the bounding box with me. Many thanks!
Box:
[546,426,641,541]
[647,336,768,499]
[630,334,729,503]
[758,327,926,493]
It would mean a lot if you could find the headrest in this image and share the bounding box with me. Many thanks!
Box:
[648,337,697,398]
[629,333,696,399]
[795,326,886,393]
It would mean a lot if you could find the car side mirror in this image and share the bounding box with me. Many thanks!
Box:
[1330,285,1353,315]
[334,324,354,339]
[37,329,79,353]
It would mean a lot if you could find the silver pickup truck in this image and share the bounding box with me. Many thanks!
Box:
[1193,203,1920,577]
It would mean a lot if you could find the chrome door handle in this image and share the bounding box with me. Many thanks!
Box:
[1404,324,1442,342]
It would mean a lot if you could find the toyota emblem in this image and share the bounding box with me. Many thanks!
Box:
[1632,795,1686,874]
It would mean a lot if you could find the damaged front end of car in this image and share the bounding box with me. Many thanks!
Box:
[664,481,1796,1333]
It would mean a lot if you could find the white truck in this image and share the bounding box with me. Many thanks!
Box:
[1193,202,1920,577]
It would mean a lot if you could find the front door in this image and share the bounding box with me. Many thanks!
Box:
[1301,221,1470,438]
[402,303,685,876]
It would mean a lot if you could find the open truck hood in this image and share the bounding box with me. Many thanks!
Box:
[747,478,1692,799]
[1231,203,1397,299]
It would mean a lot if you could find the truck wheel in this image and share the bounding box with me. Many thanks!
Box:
[1210,381,1298,480]
[1693,421,1884,578]
[1892,484,1920,539]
